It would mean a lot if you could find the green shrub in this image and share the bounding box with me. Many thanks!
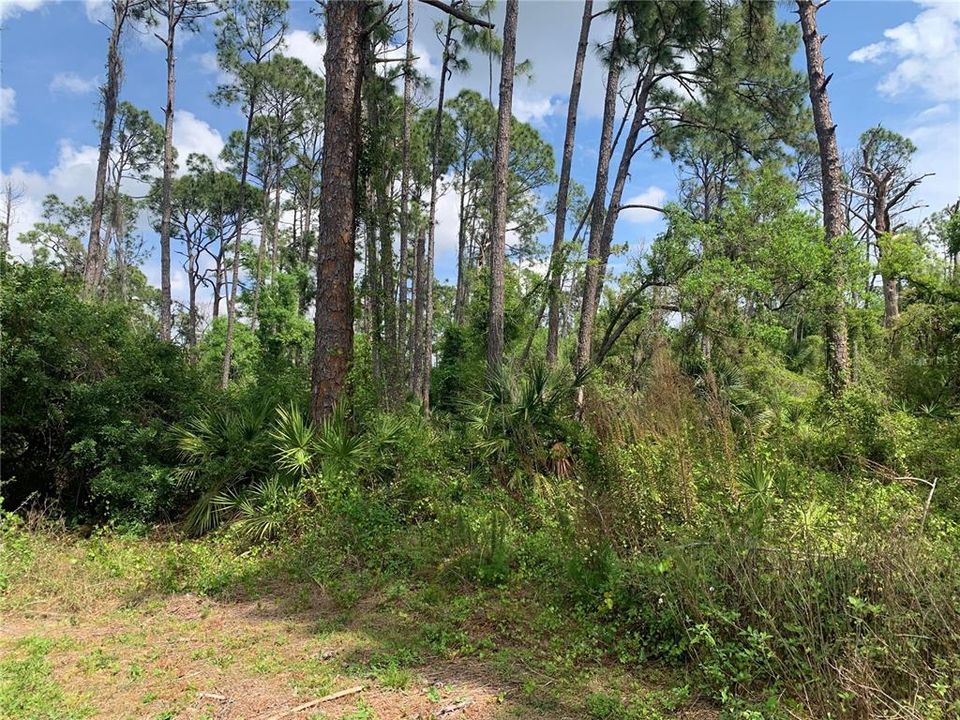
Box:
[1,264,201,520]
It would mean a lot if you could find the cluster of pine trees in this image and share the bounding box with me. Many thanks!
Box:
[3,2,960,716]
[10,0,955,421]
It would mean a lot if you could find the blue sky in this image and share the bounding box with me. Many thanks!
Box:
[1,0,958,296]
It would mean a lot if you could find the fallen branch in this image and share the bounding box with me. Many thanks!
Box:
[439,699,474,715]
[263,686,365,720]
[197,692,227,701]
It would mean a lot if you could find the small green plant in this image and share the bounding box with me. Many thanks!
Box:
[0,636,92,719]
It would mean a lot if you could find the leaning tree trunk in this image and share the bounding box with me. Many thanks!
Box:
[594,62,656,305]
[485,0,519,370]
[158,0,176,341]
[310,0,364,423]
[574,6,626,390]
[798,0,851,394]
[84,0,127,295]
[546,0,592,367]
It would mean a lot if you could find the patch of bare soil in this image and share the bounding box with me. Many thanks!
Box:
[1,537,718,720]
[2,591,527,719]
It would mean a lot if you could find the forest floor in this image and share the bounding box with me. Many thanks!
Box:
[0,530,719,720]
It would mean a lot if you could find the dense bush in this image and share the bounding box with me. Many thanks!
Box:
[1,264,201,520]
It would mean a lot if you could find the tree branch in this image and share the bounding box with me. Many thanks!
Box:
[417,0,494,28]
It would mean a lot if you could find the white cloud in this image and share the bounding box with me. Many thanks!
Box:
[908,114,960,218]
[621,186,667,224]
[283,29,326,75]
[83,0,110,25]
[1,140,100,256]
[173,110,224,168]
[194,51,237,86]
[848,42,887,64]
[914,103,952,122]
[49,71,98,94]
[512,95,560,125]
[0,0,51,20]
[433,175,461,272]
[849,0,960,102]
[196,51,219,75]
[1,86,17,124]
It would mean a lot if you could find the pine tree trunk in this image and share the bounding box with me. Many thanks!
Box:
[310,0,364,422]
[574,6,626,388]
[220,94,258,389]
[486,0,519,370]
[420,15,455,412]
[412,226,427,399]
[158,0,176,341]
[250,175,272,332]
[213,225,225,319]
[365,194,382,383]
[187,231,198,347]
[397,0,414,386]
[594,63,656,305]
[798,0,851,394]
[546,0,592,367]
[378,176,397,402]
[453,143,471,325]
[84,0,127,295]
[872,196,900,326]
[270,180,281,282]
[2,186,11,256]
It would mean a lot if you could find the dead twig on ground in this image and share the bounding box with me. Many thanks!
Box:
[261,685,365,720]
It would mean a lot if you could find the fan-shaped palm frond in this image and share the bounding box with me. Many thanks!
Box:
[461,361,578,482]
[271,404,318,479]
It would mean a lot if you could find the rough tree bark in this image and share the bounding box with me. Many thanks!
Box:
[574,6,626,391]
[798,0,851,394]
[397,0,414,383]
[417,14,455,412]
[485,0,519,370]
[310,0,364,422]
[411,226,428,394]
[157,0,179,341]
[546,0,592,367]
[453,135,472,325]
[220,93,258,389]
[84,0,129,295]
[593,62,656,304]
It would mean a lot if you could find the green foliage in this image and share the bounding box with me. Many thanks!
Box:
[4,8,960,720]
[1,264,200,519]
[0,636,92,719]
[461,362,581,487]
